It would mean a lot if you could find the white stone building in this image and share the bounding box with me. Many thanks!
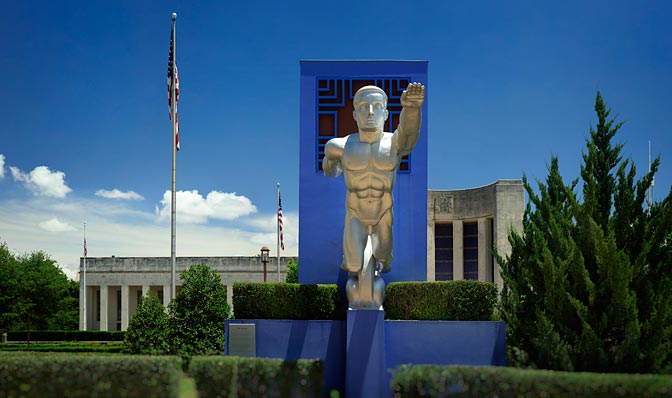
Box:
[79,180,523,331]
[79,256,290,331]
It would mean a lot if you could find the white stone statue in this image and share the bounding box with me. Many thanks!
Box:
[323,83,425,309]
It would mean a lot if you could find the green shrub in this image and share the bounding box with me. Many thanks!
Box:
[5,330,125,341]
[124,293,170,354]
[285,259,299,283]
[233,283,345,320]
[168,265,230,356]
[0,352,181,398]
[384,281,497,320]
[189,356,323,398]
[0,342,123,353]
[391,365,672,398]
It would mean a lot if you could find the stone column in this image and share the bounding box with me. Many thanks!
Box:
[100,285,109,331]
[477,218,488,282]
[80,281,86,331]
[485,218,493,282]
[163,284,171,306]
[453,220,464,280]
[121,285,129,331]
[426,220,436,281]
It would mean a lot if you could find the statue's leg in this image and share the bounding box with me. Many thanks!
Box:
[371,210,393,273]
[341,213,367,273]
[347,234,385,309]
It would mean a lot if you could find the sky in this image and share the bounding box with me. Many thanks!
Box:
[1,0,670,281]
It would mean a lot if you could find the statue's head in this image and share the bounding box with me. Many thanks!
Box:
[353,85,388,142]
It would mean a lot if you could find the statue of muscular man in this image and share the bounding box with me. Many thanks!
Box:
[323,83,425,308]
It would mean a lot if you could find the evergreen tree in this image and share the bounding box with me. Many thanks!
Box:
[123,293,170,354]
[499,91,672,373]
[168,264,230,356]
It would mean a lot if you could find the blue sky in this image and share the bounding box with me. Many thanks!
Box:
[1,0,670,280]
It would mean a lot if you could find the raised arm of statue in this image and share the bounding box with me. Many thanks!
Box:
[323,137,345,178]
[394,82,425,156]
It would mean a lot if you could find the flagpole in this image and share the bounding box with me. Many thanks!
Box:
[277,182,281,282]
[83,221,87,331]
[170,12,177,302]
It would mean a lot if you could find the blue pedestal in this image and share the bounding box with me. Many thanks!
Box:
[346,309,386,398]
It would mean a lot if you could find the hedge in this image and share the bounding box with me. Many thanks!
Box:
[391,365,672,398]
[0,342,123,353]
[233,283,345,320]
[5,330,125,342]
[190,356,323,398]
[384,281,497,320]
[0,352,181,398]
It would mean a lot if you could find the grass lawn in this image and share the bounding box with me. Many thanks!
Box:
[180,372,198,398]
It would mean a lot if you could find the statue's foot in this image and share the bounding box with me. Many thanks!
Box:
[345,275,359,305]
[372,276,385,307]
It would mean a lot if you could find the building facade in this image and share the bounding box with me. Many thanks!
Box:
[427,180,524,288]
[79,180,524,331]
[79,256,290,331]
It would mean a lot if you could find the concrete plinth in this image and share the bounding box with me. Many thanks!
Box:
[346,309,386,398]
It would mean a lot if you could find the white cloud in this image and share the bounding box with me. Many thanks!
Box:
[0,154,5,179]
[39,218,77,232]
[155,190,258,224]
[96,189,144,200]
[10,165,72,198]
[0,190,297,282]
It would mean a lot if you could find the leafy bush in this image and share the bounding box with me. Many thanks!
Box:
[123,293,170,354]
[384,281,497,320]
[285,259,299,283]
[0,244,79,332]
[5,330,125,341]
[0,352,181,398]
[168,264,230,356]
[190,356,323,398]
[391,365,672,398]
[233,283,345,320]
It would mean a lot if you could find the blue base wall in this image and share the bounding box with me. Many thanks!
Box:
[225,319,506,397]
[225,320,345,396]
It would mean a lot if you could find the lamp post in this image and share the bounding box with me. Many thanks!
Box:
[260,246,270,282]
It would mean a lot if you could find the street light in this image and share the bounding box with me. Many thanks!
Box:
[260,246,270,282]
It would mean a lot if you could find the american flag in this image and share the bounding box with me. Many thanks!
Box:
[278,192,284,251]
[167,23,180,151]
[84,238,87,257]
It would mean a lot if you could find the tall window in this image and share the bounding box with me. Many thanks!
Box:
[116,289,122,331]
[463,221,479,280]
[95,288,100,322]
[435,223,453,280]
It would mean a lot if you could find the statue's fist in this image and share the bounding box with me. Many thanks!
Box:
[401,82,425,108]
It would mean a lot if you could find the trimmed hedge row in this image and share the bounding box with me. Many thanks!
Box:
[0,352,181,398]
[190,356,323,398]
[5,330,125,342]
[0,342,123,353]
[384,281,497,321]
[233,283,346,320]
[391,365,672,398]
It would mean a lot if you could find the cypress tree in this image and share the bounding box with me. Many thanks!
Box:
[499,90,672,373]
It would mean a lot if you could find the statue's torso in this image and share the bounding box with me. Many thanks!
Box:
[342,133,398,223]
